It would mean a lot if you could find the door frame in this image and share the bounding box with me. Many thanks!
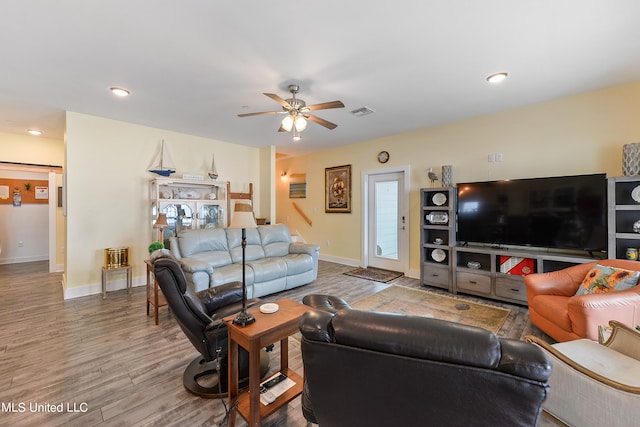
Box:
[362,165,410,273]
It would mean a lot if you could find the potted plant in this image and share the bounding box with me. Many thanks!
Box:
[148,241,164,254]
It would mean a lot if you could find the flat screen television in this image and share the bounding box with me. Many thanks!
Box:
[456,173,608,254]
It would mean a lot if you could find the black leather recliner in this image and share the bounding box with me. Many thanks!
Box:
[299,308,552,427]
[151,250,269,397]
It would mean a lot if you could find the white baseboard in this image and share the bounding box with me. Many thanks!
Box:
[0,255,48,265]
[318,253,360,267]
[406,268,420,279]
[63,276,146,300]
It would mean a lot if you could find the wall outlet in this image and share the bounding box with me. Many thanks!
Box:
[326,240,330,246]
[18,241,23,247]
[488,154,495,163]
[495,153,503,162]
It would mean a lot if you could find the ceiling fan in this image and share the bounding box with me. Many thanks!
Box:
[238,84,345,141]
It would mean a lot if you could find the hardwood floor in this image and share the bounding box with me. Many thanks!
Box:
[0,260,551,427]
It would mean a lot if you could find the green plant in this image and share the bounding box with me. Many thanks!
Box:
[148,241,164,254]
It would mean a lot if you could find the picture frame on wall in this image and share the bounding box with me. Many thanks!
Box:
[289,173,307,199]
[325,164,351,213]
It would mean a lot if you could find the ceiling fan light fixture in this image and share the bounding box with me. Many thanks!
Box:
[294,116,307,131]
[292,128,302,142]
[281,115,294,132]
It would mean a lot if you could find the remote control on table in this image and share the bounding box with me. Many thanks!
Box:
[260,373,287,393]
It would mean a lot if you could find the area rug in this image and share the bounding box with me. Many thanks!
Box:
[344,267,403,283]
[351,285,510,334]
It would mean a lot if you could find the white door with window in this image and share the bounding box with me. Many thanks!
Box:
[365,169,408,273]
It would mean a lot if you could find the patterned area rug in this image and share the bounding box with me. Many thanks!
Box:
[344,267,403,283]
[352,285,510,334]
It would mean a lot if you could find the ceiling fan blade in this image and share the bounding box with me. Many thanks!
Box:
[264,93,292,110]
[303,100,345,112]
[237,111,281,117]
[306,114,338,130]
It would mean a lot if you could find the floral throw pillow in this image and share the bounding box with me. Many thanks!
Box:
[576,264,640,296]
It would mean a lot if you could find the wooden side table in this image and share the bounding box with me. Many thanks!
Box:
[101,265,132,299]
[226,298,308,427]
[145,259,167,325]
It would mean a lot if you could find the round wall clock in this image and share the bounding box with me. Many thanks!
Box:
[377,151,390,163]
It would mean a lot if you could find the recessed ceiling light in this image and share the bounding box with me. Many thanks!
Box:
[27,129,42,136]
[486,72,508,83]
[110,87,131,97]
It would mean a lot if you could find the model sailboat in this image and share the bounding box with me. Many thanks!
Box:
[149,140,176,177]
[208,154,218,180]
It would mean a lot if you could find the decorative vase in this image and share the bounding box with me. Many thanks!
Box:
[442,165,453,187]
[623,143,640,176]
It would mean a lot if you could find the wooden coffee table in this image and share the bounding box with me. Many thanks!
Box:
[225,298,308,427]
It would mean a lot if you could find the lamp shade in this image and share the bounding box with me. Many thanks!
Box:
[281,115,294,132]
[294,116,307,131]
[229,203,257,229]
[153,213,169,229]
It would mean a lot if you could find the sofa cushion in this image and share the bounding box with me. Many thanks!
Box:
[177,228,230,258]
[259,224,291,258]
[189,251,232,268]
[227,228,266,262]
[210,263,253,287]
[551,338,640,387]
[575,264,640,296]
[247,258,288,282]
[284,253,313,275]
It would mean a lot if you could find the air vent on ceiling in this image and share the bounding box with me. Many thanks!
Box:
[350,106,375,117]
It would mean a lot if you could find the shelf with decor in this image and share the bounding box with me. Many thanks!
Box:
[420,187,456,291]
[452,245,597,305]
[150,178,228,244]
[608,176,640,259]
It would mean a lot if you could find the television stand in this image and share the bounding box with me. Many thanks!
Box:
[452,245,599,305]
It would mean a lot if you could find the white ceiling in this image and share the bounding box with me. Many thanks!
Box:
[1,1,640,157]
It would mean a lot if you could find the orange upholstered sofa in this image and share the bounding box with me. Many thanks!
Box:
[525,259,640,342]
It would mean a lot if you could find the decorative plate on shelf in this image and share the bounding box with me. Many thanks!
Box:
[426,212,449,224]
[632,185,640,203]
[431,248,446,262]
[432,192,447,206]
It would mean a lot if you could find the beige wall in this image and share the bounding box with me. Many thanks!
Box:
[0,131,64,166]
[64,112,269,297]
[276,81,640,274]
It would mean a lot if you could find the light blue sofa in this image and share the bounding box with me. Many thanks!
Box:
[168,224,320,297]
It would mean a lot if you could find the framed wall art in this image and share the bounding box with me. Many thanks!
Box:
[325,164,351,213]
[289,173,307,199]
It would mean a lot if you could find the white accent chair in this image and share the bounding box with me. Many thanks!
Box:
[527,321,640,426]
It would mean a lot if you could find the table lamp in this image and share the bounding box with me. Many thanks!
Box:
[153,213,169,243]
[229,202,257,326]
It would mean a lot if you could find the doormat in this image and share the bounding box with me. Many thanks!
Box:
[352,285,510,334]
[344,267,403,283]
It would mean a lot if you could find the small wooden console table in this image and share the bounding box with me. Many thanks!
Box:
[225,298,308,427]
[145,259,167,325]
